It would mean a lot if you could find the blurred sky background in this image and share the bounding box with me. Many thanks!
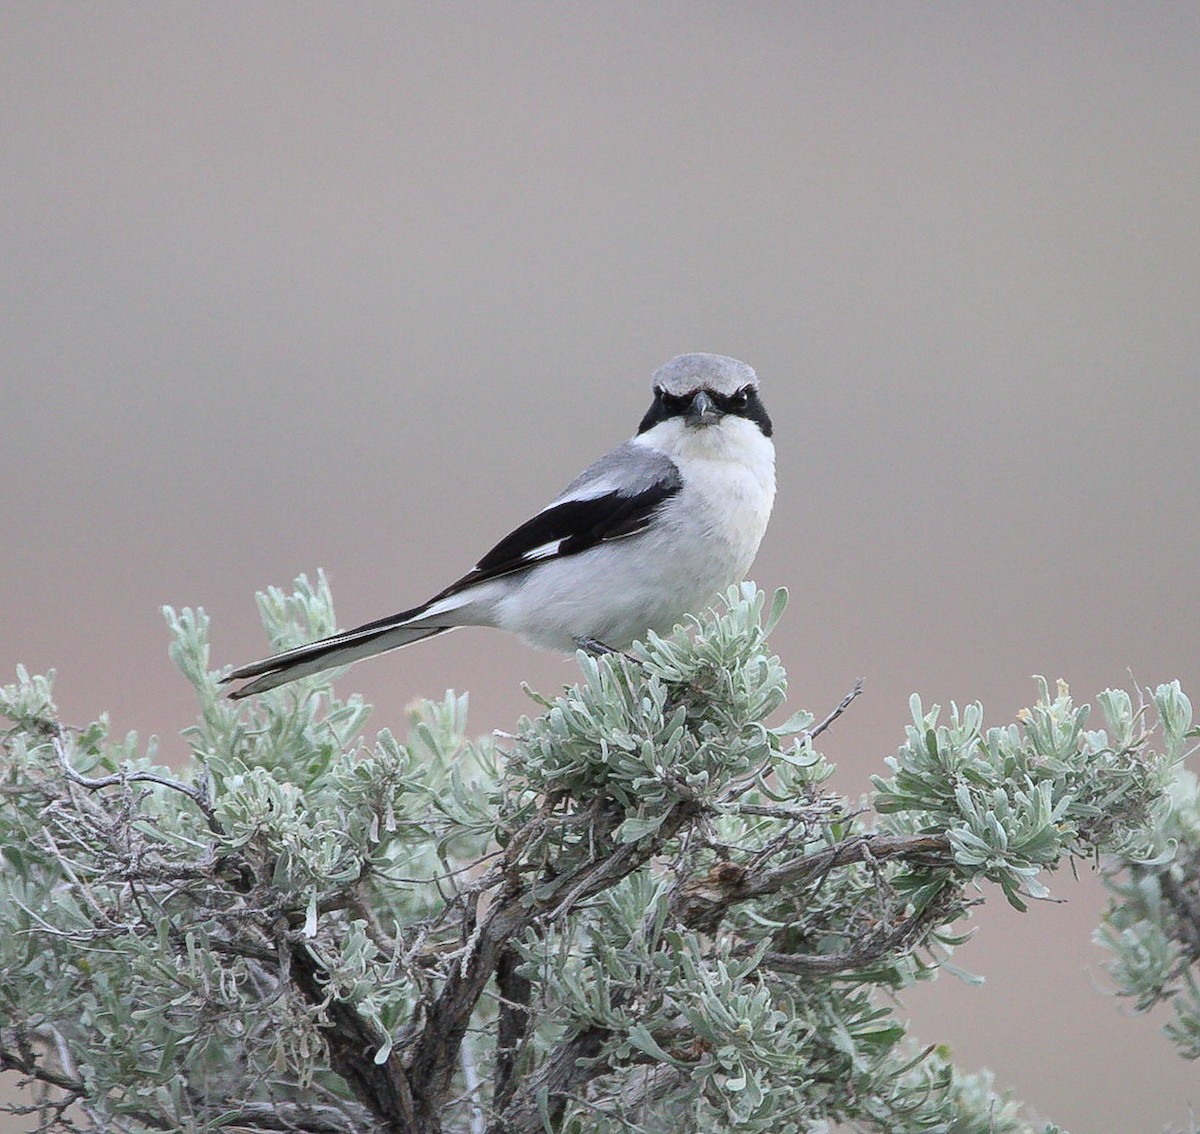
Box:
[3,3,1199,1129]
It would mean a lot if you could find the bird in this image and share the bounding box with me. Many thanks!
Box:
[223,353,775,699]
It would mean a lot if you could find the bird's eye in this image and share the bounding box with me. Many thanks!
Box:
[727,387,751,411]
[659,389,691,413]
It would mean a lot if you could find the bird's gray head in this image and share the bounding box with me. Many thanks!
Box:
[638,353,772,437]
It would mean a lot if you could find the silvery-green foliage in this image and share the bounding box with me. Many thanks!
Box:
[873,677,1181,910]
[507,587,801,827]
[939,1064,1043,1134]
[1,576,496,1130]
[1096,718,1200,1061]
[0,577,1183,1134]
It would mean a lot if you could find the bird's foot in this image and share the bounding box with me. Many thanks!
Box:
[573,636,637,663]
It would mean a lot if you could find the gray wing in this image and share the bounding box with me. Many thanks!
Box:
[557,441,680,499]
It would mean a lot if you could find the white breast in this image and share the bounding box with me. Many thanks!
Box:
[635,413,776,575]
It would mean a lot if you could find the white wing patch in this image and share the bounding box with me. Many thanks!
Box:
[543,476,624,505]
[519,538,567,563]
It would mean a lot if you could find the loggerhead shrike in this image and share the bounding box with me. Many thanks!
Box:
[223,353,775,699]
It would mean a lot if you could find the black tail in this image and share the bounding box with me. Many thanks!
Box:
[223,608,453,699]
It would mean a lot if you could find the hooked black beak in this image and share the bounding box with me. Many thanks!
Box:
[685,390,721,426]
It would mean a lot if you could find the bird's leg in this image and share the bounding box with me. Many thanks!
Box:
[573,636,640,664]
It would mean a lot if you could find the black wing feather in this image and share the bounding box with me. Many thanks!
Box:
[431,476,681,601]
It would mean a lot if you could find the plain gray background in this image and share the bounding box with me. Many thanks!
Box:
[3,4,1198,1129]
